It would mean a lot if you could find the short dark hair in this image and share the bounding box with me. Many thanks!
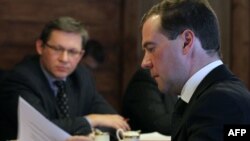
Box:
[84,39,105,63]
[141,0,221,57]
[39,16,89,49]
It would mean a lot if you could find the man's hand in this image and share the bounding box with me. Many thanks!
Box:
[86,114,130,131]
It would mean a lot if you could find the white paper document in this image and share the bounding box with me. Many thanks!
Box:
[18,97,70,141]
[140,132,171,141]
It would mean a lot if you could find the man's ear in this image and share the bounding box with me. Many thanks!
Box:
[181,29,194,55]
[36,40,43,55]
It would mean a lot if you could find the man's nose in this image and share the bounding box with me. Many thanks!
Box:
[141,54,152,69]
[59,51,69,62]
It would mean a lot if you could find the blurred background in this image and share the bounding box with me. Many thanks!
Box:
[0,0,249,112]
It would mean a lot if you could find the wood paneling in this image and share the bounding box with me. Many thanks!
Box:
[209,0,231,65]
[120,0,161,96]
[231,0,250,88]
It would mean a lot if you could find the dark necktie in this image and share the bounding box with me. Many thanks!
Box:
[54,80,69,118]
[171,98,187,134]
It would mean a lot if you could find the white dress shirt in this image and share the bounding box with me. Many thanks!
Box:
[180,60,223,103]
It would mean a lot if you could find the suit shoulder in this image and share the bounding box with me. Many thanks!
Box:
[13,55,40,73]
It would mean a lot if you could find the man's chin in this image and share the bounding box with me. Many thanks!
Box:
[54,73,68,80]
[158,83,171,94]
[158,85,166,93]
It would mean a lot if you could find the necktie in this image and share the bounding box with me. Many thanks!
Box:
[54,80,69,118]
[171,98,187,134]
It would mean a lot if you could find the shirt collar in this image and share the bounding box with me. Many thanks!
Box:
[180,60,223,103]
[40,63,66,95]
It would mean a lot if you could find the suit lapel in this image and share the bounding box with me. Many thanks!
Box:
[33,57,62,117]
[189,65,234,103]
[171,65,235,139]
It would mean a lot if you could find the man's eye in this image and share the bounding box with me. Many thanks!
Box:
[53,47,63,51]
[68,50,77,54]
[69,50,82,55]
[147,47,155,52]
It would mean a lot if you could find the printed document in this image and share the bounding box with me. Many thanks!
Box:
[140,132,171,141]
[18,97,70,141]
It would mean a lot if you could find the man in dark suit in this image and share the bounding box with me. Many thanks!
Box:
[122,68,177,135]
[0,16,129,140]
[140,0,250,141]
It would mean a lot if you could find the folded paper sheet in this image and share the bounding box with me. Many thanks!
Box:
[18,97,70,141]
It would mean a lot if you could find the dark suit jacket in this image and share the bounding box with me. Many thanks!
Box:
[0,55,116,140]
[172,65,250,141]
[122,68,177,135]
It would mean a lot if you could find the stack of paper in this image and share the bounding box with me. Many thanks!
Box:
[140,132,171,141]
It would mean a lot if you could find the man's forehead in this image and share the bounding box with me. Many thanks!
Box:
[143,15,161,29]
[142,15,162,47]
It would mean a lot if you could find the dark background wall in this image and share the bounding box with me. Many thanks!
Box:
[0,0,249,112]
